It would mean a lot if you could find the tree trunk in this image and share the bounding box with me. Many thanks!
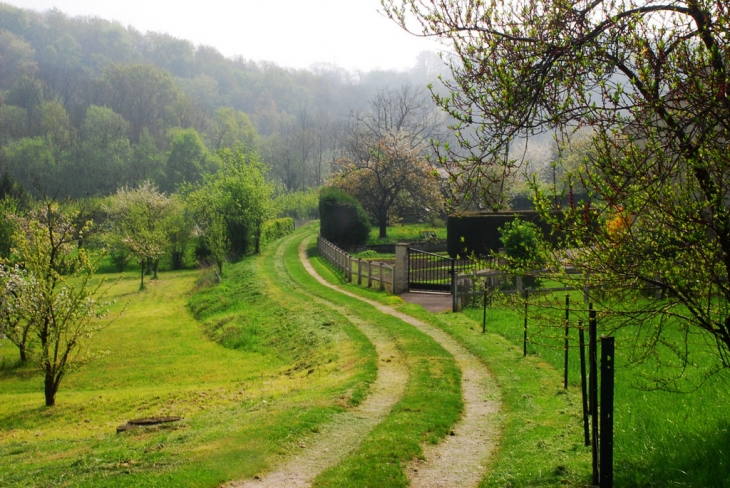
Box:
[44,372,56,407]
[152,259,159,280]
[140,265,145,290]
[379,219,387,239]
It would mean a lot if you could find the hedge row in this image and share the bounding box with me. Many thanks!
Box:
[260,218,296,248]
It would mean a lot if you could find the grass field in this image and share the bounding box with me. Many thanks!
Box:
[463,291,730,487]
[367,223,447,245]
[0,227,378,487]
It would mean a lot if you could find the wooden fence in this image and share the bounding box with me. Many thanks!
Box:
[317,236,395,293]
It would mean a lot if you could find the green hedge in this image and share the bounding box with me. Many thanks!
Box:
[319,187,370,246]
[260,218,295,248]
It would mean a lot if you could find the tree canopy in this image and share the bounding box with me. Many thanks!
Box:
[383,0,730,376]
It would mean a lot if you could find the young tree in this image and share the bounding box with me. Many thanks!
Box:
[3,200,114,406]
[383,0,730,373]
[334,131,443,238]
[106,182,171,290]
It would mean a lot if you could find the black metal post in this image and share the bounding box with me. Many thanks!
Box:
[451,259,458,312]
[564,293,570,389]
[523,289,529,357]
[579,321,590,447]
[589,305,599,486]
[600,336,615,488]
[482,287,487,334]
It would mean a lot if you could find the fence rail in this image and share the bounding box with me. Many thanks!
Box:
[317,236,395,292]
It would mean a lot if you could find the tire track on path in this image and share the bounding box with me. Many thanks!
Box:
[226,234,408,488]
[301,235,502,488]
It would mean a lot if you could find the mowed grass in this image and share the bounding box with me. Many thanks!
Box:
[0,225,377,487]
[367,223,447,245]
[463,292,730,487]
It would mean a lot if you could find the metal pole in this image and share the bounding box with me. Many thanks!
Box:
[451,259,458,313]
[589,305,599,486]
[579,321,590,447]
[600,336,615,488]
[482,287,488,334]
[564,293,570,389]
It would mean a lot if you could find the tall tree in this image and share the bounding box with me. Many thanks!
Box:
[334,131,443,238]
[383,0,730,374]
[101,63,179,141]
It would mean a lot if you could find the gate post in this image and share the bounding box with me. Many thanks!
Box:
[393,244,409,294]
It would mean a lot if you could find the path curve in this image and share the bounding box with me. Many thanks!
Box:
[225,235,408,488]
[301,235,502,488]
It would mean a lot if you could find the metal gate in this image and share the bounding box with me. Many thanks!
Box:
[408,249,478,293]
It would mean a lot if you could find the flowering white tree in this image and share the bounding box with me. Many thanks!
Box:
[1,200,116,406]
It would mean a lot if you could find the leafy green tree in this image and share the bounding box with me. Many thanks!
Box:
[3,137,57,195]
[383,0,730,373]
[162,195,194,270]
[2,200,114,406]
[101,63,179,141]
[0,30,38,89]
[207,107,258,151]
[74,105,132,196]
[164,127,212,192]
[186,148,274,259]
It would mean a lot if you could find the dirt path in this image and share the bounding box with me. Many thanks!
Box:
[225,236,408,488]
[301,235,502,488]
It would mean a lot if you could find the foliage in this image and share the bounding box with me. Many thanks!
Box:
[1,199,113,406]
[319,186,371,246]
[274,188,319,222]
[334,131,444,239]
[383,0,730,372]
[499,218,546,271]
[260,217,295,249]
[105,182,171,289]
[185,147,274,264]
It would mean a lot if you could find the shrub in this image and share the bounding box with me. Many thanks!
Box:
[260,218,295,248]
[319,187,370,246]
[499,218,546,270]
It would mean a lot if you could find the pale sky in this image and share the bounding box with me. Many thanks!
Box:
[4,0,443,72]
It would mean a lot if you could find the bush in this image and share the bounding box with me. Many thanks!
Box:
[499,218,546,270]
[319,187,370,246]
[260,218,295,248]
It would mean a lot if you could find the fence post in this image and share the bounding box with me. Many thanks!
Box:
[451,260,458,312]
[589,305,599,487]
[367,260,372,288]
[600,336,615,488]
[523,289,529,357]
[347,256,352,282]
[357,258,363,285]
[579,321,590,447]
[564,293,570,389]
[379,262,384,291]
[393,244,409,294]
